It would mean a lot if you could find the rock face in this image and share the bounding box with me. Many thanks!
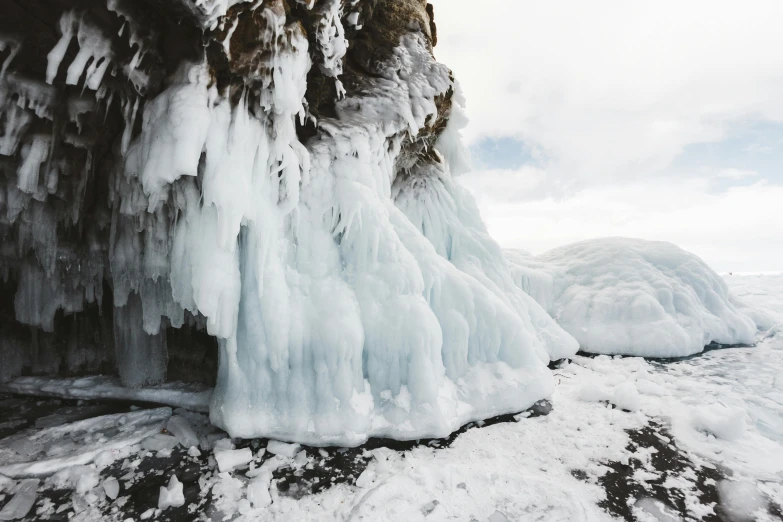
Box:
[0,0,574,444]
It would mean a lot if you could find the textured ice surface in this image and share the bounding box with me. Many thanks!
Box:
[506,238,759,357]
[131,26,558,443]
[0,479,38,521]
[2,1,569,445]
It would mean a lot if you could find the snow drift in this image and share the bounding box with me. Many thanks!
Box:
[0,0,575,445]
[506,238,759,358]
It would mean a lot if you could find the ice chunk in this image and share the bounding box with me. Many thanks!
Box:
[506,238,758,357]
[213,448,252,473]
[265,441,301,459]
[611,382,640,412]
[102,477,120,500]
[691,404,746,441]
[75,470,99,495]
[246,472,272,509]
[158,475,185,510]
[0,479,38,520]
[166,416,199,449]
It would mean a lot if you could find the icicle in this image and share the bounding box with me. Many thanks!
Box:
[113,292,168,387]
[46,12,78,84]
[0,35,21,80]
[16,135,51,194]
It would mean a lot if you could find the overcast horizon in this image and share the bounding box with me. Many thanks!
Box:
[431,0,783,273]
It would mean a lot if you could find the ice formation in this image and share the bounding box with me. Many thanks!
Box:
[506,238,759,357]
[0,0,574,445]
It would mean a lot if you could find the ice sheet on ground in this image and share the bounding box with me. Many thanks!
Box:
[0,376,211,412]
[0,408,171,478]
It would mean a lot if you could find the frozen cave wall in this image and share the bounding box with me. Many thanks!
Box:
[0,0,577,444]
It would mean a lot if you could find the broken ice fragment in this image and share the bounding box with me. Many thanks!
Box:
[611,382,640,412]
[158,475,185,510]
[166,416,199,448]
[213,448,252,473]
[266,440,300,458]
[246,472,272,509]
[102,477,120,500]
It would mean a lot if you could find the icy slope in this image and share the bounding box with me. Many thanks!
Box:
[506,238,759,357]
[0,0,574,445]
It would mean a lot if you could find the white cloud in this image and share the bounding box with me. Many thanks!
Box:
[715,168,758,180]
[432,0,783,185]
[432,0,783,269]
[461,177,783,273]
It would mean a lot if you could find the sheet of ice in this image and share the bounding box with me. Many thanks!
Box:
[0,479,38,521]
[0,408,171,478]
[506,238,759,357]
[0,376,211,412]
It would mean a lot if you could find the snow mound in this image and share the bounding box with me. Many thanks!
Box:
[506,238,758,357]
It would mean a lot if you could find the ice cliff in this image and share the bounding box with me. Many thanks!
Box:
[0,0,576,444]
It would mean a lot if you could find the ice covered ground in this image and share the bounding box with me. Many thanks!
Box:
[0,274,780,521]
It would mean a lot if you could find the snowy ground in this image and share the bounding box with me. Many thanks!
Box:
[0,275,781,521]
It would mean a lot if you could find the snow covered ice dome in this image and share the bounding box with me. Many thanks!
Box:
[0,0,577,446]
[506,238,762,358]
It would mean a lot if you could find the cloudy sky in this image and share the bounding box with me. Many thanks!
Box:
[430,0,783,272]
